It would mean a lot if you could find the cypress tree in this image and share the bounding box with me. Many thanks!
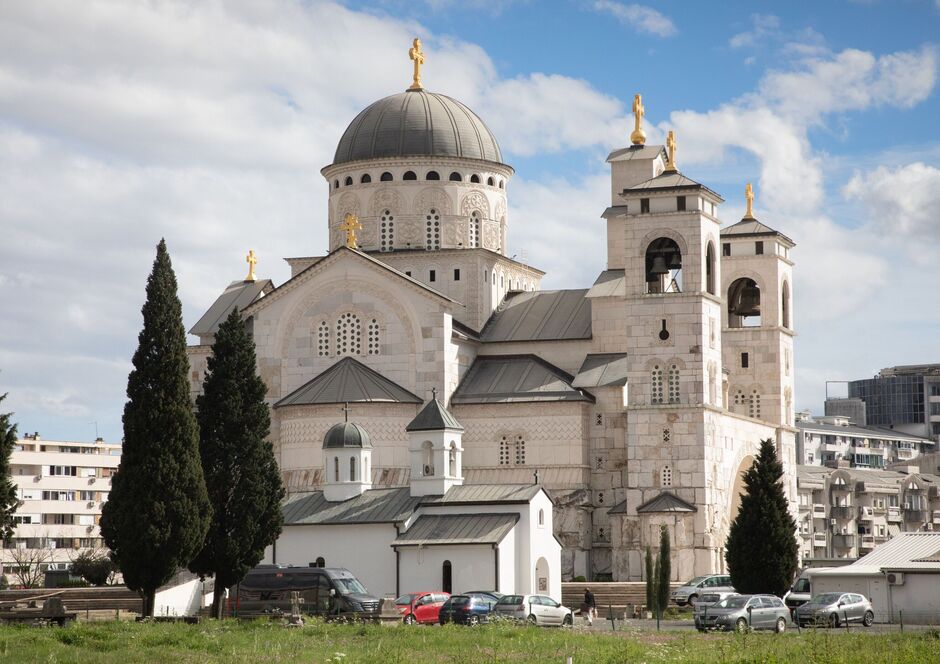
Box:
[644,545,654,614]
[100,239,211,617]
[657,524,671,615]
[652,556,661,617]
[726,438,798,596]
[1,392,21,543]
[189,307,285,619]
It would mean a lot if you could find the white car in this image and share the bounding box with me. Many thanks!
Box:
[492,594,573,626]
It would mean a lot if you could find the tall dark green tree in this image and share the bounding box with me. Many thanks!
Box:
[657,524,671,616]
[644,545,654,613]
[1,392,21,543]
[726,438,799,596]
[189,307,285,619]
[100,239,211,617]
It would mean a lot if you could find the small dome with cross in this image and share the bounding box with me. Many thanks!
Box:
[323,422,372,449]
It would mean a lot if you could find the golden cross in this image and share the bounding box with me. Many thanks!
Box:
[340,213,362,249]
[744,183,755,219]
[630,93,646,145]
[245,249,257,282]
[665,130,678,172]
[409,38,425,91]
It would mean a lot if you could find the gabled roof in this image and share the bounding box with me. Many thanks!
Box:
[282,487,421,525]
[813,532,940,575]
[721,218,794,246]
[406,398,464,432]
[391,513,519,547]
[624,171,724,201]
[274,357,422,408]
[189,279,273,337]
[796,420,934,445]
[636,491,697,514]
[606,144,667,163]
[480,290,591,342]
[572,353,629,388]
[586,270,625,298]
[421,483,545,505]
[451,355,595,404]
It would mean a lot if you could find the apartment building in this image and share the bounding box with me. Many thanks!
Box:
[795,415,934,468]
[796,465,940,562]
[1,434,121,583]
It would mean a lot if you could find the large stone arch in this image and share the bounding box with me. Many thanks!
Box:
[728,453,756,523]
[369,188,404,216]
[638,227,689,261]
[413,186,452,215]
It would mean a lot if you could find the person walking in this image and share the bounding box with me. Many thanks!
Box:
[583,587,597,626]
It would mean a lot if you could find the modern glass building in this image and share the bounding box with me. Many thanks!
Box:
[847,365,940,441]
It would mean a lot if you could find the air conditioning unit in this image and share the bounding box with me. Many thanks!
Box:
[926,523,934,531]
[423,464,432,476]
[887,572,905,585]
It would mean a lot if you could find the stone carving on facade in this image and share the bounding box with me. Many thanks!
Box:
[495,197,506,221]
[482,220,500,250]
[369,188,404,217]
[413,186,452,215]
[397,220,421,246]
[337,191,361,219]
[460,190,490,218]
[442,219,463,247]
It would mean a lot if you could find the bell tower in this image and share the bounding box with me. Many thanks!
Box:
[406,392,465,497]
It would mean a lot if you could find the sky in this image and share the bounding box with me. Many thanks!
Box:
[1,0,939,443]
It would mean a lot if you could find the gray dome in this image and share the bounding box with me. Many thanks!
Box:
[332,90,503,165]
[323,422,372,449]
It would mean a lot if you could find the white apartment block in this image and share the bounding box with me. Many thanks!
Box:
[796,414,934,469]
[796,464,940,562]
[1,434,121,583]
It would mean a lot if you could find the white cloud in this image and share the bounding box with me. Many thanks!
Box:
[592,1,677,37]
[729,14,781,49]
[843,162,940,241]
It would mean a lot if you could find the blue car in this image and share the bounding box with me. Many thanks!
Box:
[438,594,498,625]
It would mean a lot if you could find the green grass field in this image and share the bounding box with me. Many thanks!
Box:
[1,619,938,663]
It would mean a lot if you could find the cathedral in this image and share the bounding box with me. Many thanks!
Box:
[187,42,797,583]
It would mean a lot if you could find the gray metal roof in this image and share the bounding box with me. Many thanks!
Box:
[606,145,667,163]
[481,290,591,342]
[607,499,628,515]
[323,422,373,449]
[421,483,544,505]
[392,513,519,547]
[586,270,625,298]
[625,171,724,201]
[189,279,273,337]
[406,398,464,432]
[796,420,934,444]
[636,491,697,514]
[572,353,629,388]
[282,488,422,525]
[721,218,795,245]
[601,205,629,219]
[814,532,940,575]
[451,355,595,404]
[274,357,422,408]
[332,90,503,165]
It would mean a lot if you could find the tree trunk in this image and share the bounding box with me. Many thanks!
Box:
[142,590,156,617]
[212,584,224,619]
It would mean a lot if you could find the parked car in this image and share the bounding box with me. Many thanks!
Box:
[463,590,504,603]
[492,594,573,626]
[695,594,790,633]
[695,590,739,609]
[438,594,496,626]
[783,568,833,614]
[394,591,450,624]
[671,575,735,606]
[795,592,874,628]
[234,565,380,619]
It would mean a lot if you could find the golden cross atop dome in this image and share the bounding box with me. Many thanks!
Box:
[744,182,755,219]
[665,130,678,172]
[340,213,362,249]
[409,38,425,91]
[245,249,257,282]
[630,93,646,145]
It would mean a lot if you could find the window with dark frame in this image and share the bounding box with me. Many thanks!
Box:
[641,198,650,213]
[429,270,436,282]
[722,243,731,256]
[756,241,764,255]
[677,196,686,211]
[453,269,460,281]
[741,352,749,368]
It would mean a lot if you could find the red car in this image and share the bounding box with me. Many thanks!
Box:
[394,591,450,624]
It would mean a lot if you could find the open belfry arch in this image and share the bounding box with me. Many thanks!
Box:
[186,39,797,583]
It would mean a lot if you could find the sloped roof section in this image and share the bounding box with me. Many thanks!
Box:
[423,483,544,505]
[406,398,464,432]
[626,171,723,201]
[814,532,940,575]
[451,355,595,404]
[606,144,667,163]
[392,513,519,547]
[572,353,629,388]
[636,491,697,514]
[481,290,591,342]
[586,270,625,298]
[282,487,421,525]
[189,279,273,337]
[275,357,422,408]
[722,218,794,245]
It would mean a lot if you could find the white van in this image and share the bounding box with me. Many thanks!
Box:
[783,568,834,613]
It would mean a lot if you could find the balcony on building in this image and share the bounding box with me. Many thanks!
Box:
[859,534,875,550]
[858,506,873,521]
[832,533,854,550]
[887,506,902,522]
[933,510,940,525]
[830,505,853,520]
[812,532,827,548]
[903,507,928,523]
[812,503,826,518]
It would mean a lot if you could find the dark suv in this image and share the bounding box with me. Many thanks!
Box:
[234,565,380,619]
[438,594,497,625]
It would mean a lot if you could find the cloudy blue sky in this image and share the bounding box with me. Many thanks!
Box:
[1,1,938,443]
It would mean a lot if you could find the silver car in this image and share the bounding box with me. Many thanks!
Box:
[795,592,874,628]
[695,594,791,633]
[671,574,735,606]
[492,594,573,626]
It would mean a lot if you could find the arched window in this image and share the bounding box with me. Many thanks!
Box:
[470,174,480,184]
[749,390,761,419]
[661,465,673,487]
[499,180,505,189]
[705,242,716,295]
[317,321,330,357]
[499,436,510,465]
[469,211,481,248]
[367,319,380,355]
[333,456,339,482]
[486,176,495,186]
[425,209,441,250]
[315,556,325,568]
[781,281,791,328]
[360,173,371,184]
[728,278,761,327]
[645,237,682,294]
[651,365,664,404]
[668,364,680,403]
[344,176,353,186]
[380,171,393,182]
[448,442,457,478]
[442,560,452,594]
[349,456,357,482]
[333,179,339,190]
[449,171,462,182]
[403,170,417,181]
[380,209,394,252]
[422,441,434,476]
[538,509,545,526]
[336,312,362,356]
[515,435,526,465]
[426,170,440,181]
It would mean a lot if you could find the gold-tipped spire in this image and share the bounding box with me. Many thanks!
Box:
[408,38,425,90]
[744,182,755,219]
[630,93,646,145]
[664,130,678,172]
[245,249,257,282]
[340,212,362,249]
